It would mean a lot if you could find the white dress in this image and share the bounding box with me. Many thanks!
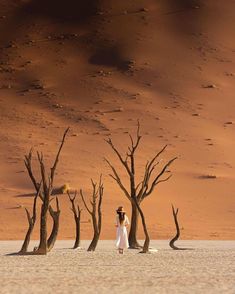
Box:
[116,214,130,249]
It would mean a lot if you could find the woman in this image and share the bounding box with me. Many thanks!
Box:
[115,206,129,254]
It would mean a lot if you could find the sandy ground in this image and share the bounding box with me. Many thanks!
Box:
[0,240,234,294]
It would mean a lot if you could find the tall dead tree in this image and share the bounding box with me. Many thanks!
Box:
[105,121,177,249]
[19,184,41,253]
[24,128,69,254]
[68,190,82,249]
[80,176,104,251]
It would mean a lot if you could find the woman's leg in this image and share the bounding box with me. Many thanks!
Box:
[118,248,124,254]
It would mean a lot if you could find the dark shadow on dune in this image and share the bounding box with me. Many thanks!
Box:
[15,193,35,198]
[89,46,131,71]
[22,0,99,23]
[6,206,23,210]
[163,0,203,34]
[15,188,65,198]
[167,0,201,9]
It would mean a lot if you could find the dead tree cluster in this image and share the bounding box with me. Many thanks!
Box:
[20,127,104,254]
[80,176,104,251]
[20,128,69,255]
[19,121,179,255]
[66,177,104,252]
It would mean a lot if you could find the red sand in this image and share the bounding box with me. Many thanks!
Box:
[0,0,234,240]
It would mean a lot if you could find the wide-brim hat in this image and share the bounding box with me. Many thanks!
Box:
[116,206,125,213]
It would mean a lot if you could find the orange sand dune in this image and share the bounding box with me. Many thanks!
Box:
[0,0,234,240]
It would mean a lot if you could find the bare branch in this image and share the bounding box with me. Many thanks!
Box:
[147,145,168,171]
[155,174,172,185]
[37,151,48,197]
[135,181,142,193]
[97,181,103,234]
[68,190,79,216]
[105,138,132,176]
[128,120,142,154]
[144,157,177,197]
[104,158,131,200]
[50,127,69,185]
[67,190,77,202]
[55,196,60,211]
[24,149,40,192]
[32,182,41,222]
[25,208,31,223]
[136,149,165,201]
[80,189,92,215]
[136,161,148,198]
[129,134,134,149]
[77,205,82,214]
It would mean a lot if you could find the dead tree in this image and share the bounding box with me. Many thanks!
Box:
[23,128,69,254]
[68,190,82,249]
[19,184,41,253]
[105,121,177,249]
[80,176,104,251]
[169,205,181,250]
[47,197,60,252]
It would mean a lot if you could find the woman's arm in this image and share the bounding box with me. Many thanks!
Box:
[125,215,130,226]
[115,215,119,227]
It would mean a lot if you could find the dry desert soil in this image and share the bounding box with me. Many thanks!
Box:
[0,240,235,294]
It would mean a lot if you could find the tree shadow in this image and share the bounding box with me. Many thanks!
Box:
[170,0,201,9]
[15,193,35,198]
[6,251,44,256]
[170,247,195,250]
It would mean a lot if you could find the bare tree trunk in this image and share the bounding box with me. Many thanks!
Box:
[88,232,100,251]
[169,205,181,250]
[133,198,150,253]
[19,191,39,253]
[67,190,82,249]
[19,212,34,253]
[20,222,34,253]
[35,151,51,255]
[128,202,141,248]
[47,197,60,252]
[36,198,49,254]
[74,214,81,249]
[87,215,100,251]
